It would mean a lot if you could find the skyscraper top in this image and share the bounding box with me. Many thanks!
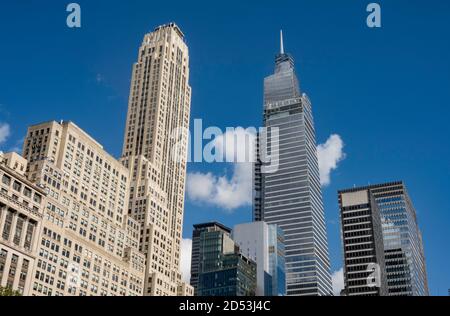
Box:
[275,30,294,72]
[154,22,184,38]
[264,29,300,106]
[280,30,284,55]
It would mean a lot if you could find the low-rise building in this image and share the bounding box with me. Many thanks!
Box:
[193,222,257,296]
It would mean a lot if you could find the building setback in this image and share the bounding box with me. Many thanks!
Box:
[339,182,429,296]
[233,221,286,296]
[253,31,332,296]
[120,22,192,296]
[338,188,388,296]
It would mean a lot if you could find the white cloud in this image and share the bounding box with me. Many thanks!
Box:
[186,163,252,211]
[332,268,344,296]
[180,238,192,284]
[186,128,254,211]
[186,132,345,211]
[317,134,345,186]
[0,123,10,145]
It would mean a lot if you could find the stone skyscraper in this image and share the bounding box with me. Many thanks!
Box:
[253,31,332,296]
[120,23,192,296]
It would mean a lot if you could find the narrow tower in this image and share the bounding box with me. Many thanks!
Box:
[254,31,333,296]
[121,23,192,296]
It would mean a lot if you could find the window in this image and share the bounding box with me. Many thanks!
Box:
[2,174,11,186]
[2,212,13,240]
[34,193,42,204]
[13,181,22,192]
[23,187,32,198]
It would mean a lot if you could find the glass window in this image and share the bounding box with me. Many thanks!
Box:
[2,174,11,186]
[13,181,22,192]
[24,187,32,198]
[34,193,42,204]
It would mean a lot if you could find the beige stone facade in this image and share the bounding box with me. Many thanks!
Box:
[0,152,45,295]
[121,23,192,296]
[21,121,145,296]
[0,22,193,297]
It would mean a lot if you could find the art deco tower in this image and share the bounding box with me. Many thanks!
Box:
[253,31,332,296]
[121,23,192,296]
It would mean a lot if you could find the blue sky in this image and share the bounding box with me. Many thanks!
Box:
[0,0,449,295]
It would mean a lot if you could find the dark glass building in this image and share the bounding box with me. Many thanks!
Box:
[190,222,233,295]
[192,222,256,296]
[198,253,257,296]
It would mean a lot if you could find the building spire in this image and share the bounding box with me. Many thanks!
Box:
[280,30,284,54]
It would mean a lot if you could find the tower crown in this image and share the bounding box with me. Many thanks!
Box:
[154,22,185,39]
[264,29,301,106]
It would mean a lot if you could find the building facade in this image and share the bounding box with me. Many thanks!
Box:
[338,188,388,296]
[253,32,332,296]
[190,222,233,294]
[22,121,145,296]
[198,252,257,296]
[339,182,429,296]
[233,221,286,296]
[192,222,256,296]
[0,152,45,295]
[120,22,192,296]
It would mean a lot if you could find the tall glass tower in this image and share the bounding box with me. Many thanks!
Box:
[253,31,332,296]
[369,182,429,296]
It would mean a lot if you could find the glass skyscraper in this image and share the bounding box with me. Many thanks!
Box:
[338,182,429,296]
[370,182,429,296]
[268,224,286,296]
[253,32,332,296]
